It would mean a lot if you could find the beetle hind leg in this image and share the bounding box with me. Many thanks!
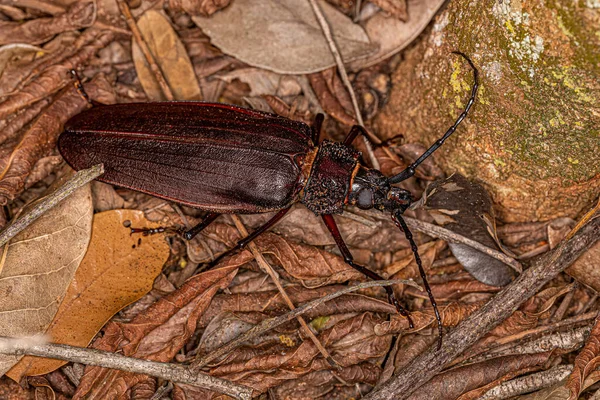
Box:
[321,214,414,328]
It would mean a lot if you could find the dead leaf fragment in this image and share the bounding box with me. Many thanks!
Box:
[565,314,600,400]
[0,1,95,46]
[423,173,517,286]
[133,10,202,101]
[0,174,93,376]
[6,210,170,380]
[349,0,446,69]
[167,0,230,17]
[369,0,408,21]
[73,264,239,398]
[193,0,376,74]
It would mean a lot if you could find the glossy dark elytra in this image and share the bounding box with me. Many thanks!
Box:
[58,53,479,349]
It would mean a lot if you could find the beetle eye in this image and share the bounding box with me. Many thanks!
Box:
[357,190,374,209]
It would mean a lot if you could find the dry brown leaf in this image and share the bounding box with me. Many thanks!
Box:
[0,2,95,46]
[374,301,483,335]
[308,67,357,126]
[193,0,376,74]
[423,173,518,286]
[6,210,170,380]
[369,0,408,21]
[73,264,239,398]
[167,0,230,16]
[199,285,395,328]
[0,44,44,83]
[209,313,391,393]
[566,241,600,292]
[349,0,446,69]
[133,10,201,101]
[565,314,600,400]
[0,74,115,205]
[0,171,93,376]
[406,352,554,400]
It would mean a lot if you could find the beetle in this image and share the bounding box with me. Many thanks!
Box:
[58,53,478,349]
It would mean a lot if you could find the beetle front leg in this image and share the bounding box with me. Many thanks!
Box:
[321,214,414,328]
[311,113,324,144]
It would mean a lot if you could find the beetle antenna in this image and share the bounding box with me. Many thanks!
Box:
[392,211,443,350]
[389,52,478,184]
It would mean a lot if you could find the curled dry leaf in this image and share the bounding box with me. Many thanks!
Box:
[423,173,518,286]
[349,0,447,69]
[167,0,230,17]
[0,44,44,83]
[73,264,239,398]
[565,314,600,400]
[0,170,93,376]
[374,301,483,335]
[566,241,600,292]
[209,313,391,393]
[199,285,395,328]
[406,352,555,400]
[0,74,115,205]
[269,363,380,399]
[0,1,95,46]
[133,10,202,101]
[193,0,376,74]
[0,30,114,120]
[229,232,365,287]
[6,209,170,380]
[308,67,357,127]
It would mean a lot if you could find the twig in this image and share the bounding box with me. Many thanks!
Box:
[363,210,600,400]
[403,216,523,273]
[193,278,420,369]
[230,215,340,370]
[116,0,174,101]
[479,364,573,400]
[0,164,104,247]
[307,0,380,169]
[0,336,252,400]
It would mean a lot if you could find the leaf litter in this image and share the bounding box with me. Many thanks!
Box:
[0,0,597,399]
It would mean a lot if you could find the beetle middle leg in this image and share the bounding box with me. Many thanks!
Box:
[321,214,415,328]
[205,206,293,267]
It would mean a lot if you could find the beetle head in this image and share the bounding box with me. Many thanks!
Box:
[348,167,412,213]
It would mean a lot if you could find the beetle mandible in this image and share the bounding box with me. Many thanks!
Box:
[58,52,478,349]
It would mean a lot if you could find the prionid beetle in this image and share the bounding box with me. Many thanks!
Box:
[58,52,478,349]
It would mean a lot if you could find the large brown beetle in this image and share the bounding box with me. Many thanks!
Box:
[58,53,478,348]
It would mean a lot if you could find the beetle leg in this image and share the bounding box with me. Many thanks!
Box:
[183,212,221,240]
[392,212,443,350]
[69,69,105,107]
[389,52,479,184]
[207,207,292,267]
[342,125,368,146]
[311,113,324,144]
[321,214,414,328]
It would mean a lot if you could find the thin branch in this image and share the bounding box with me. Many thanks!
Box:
[193,278,420,369]
[0,336,252,400]
[0,164,104,247]
[116,0,174,101]
[363,210,600,400]
[479,364,573,400]
[307,0,380,169]
[403,216,523,273]
[230,215,340,370]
